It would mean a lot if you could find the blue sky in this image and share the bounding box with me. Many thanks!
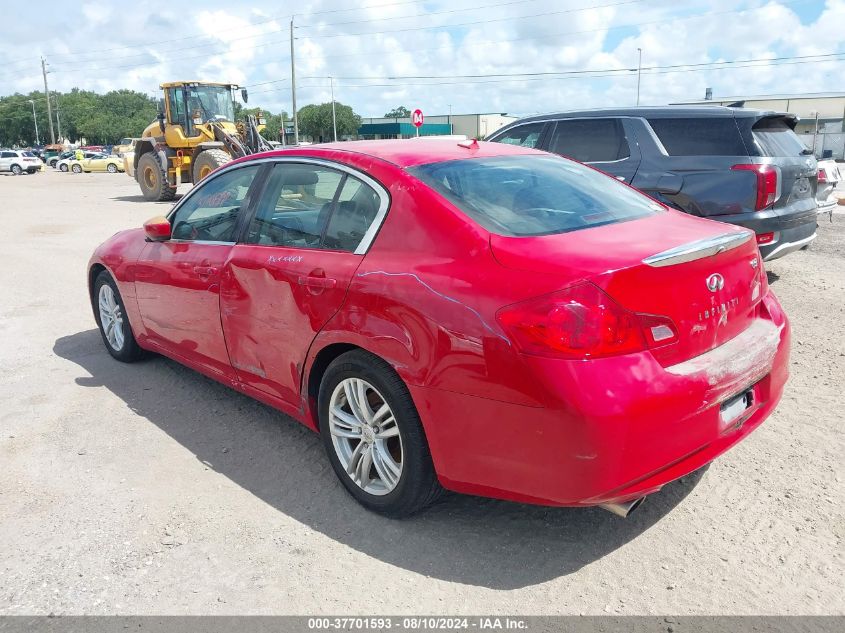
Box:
[0,0,842,118]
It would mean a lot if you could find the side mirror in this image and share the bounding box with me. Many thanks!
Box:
[241,88,249,103]
[143,216,171,242]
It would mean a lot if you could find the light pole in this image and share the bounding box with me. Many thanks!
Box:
[330,76,337,141]
[636,47,642,106]
[27,100,39,146]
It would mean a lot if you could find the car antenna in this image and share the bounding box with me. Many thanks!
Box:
[457,138,479,149]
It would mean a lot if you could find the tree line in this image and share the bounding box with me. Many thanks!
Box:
[0,88,374,147]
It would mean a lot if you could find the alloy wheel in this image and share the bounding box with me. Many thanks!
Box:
[329,378,403,496]
[98,284,125,352]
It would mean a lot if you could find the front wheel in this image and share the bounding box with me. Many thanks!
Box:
[318,350,443,518]
[59,163,69,172]
[137,152,176,201]
[93,270,145,362]
[71,164,82,173]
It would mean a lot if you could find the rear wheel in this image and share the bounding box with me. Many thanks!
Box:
[71,164,82,173]
[192,149,231,183]
[59,163,69,172]
[93,270,145,362]
[137,152,176,202]
[10,164,22,175]
[107,163,118,173]
[318,350,443,518]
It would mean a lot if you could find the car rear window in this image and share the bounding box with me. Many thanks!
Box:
[647,117,748,156]
[751,117,809,157]
[410,155,662,237]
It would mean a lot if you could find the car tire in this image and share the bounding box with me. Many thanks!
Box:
[10,164,22,175]
[60,164,69,172]
[107,163,118,173]
[93,270,145,363]
[71,164,82,173]
[192,149,231,183]
[48,159,57,168]
[318,350,443,518]
[137,152,176,202]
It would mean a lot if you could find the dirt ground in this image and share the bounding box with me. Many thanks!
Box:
[0,169,843,615]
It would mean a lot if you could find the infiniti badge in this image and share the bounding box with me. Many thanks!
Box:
[706,273,725,292]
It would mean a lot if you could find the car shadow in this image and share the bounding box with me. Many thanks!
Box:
[54,329,706,590]
[766,270,780,285]
[110,194,184,204]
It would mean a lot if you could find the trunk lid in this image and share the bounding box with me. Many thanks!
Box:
[490,211,764,366]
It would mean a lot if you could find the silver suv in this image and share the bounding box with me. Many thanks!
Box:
[0,150,41,175]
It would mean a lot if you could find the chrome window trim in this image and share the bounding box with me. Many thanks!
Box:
[643,231,753,267]
[211,155,391,255]
[166,239,235,246]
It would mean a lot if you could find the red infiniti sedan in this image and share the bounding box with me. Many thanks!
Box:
[88,140,790,518]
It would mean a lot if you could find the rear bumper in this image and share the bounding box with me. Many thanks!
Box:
[709,203,818,260]
[414,293,790,508]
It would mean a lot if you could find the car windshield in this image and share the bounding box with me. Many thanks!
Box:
[410,155,663,237]
[186,85,234,122]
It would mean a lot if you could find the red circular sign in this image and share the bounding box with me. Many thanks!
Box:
[412,109,424,128]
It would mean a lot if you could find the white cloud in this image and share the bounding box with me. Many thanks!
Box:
[1,0,842,119]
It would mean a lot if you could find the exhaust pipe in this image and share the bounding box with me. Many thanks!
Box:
[598,497,646,518]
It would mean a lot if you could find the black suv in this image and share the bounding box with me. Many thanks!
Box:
[487,106,818,261]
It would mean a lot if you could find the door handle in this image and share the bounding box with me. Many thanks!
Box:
[298,275,337,289]
[193,265,218,277]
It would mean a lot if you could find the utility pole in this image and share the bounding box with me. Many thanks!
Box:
[636,47,642,106]
[330,76,337,141]
[53,94,63,141]
[290,17,299,145]
[280,111,286,147]
[448,104,452,133]
[41,57,56,144]
[27,100,39,145]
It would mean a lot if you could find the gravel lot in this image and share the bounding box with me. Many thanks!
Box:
[0,169,843,615]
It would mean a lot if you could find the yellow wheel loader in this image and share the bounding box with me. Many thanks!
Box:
[126,81,273,201]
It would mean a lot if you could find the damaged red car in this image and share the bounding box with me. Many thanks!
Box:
[87,140,790,517]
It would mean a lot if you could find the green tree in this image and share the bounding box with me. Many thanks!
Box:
[298,102,361,142]
[384,106,411,118]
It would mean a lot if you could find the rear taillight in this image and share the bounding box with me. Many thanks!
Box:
[756,232,776,245]
[731,163,780,210]
[817,169,827,184]
[496,283,677,360]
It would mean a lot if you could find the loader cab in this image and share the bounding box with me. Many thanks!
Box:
[162,82,237,141]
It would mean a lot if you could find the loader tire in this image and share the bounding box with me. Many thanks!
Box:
[193,149,231,183]
[137,153,176,202]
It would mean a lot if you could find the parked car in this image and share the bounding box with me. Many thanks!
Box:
[47,150,75,168]
[69,154,125,173]
[113,137,140,157]
[88,140,790,518]
[816,159,841,217]
[0,149,42,174]
[488,106,819,261]
[56,152,106,172]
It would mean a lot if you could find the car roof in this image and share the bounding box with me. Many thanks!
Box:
[241,139,542,169]
[508,105,791,123]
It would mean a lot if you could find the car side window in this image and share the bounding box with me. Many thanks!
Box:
[323,175,382,252]
[1,152,15,158]
[246,164,345,248]
[170,164,261,242]
[548,119,630,163]
[491,122,545,148]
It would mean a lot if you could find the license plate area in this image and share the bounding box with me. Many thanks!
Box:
[719,389,754,432]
